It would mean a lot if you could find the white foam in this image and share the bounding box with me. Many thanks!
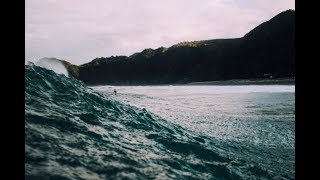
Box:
[35,57,69,77]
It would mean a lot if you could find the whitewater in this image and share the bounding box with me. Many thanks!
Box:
[25,62,295,179]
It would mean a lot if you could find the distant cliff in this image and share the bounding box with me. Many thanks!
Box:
[61,10,294,85]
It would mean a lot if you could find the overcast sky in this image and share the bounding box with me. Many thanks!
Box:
[26,0,295,65]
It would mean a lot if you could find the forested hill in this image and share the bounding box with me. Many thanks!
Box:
[60,9,294,85]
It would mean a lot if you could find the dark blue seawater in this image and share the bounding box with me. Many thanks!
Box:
[25,63,294,179]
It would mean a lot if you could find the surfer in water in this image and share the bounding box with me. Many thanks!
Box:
[114,89,117,94]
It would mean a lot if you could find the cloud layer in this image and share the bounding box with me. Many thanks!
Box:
[26,0,295,65]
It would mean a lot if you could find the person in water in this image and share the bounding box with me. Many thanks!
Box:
[114,89,117,94]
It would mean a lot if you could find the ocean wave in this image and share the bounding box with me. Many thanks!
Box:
[25,63,293,179]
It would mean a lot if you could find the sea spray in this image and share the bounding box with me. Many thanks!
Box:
[35,57,69,77]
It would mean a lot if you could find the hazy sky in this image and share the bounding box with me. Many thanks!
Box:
[26,0,295,65]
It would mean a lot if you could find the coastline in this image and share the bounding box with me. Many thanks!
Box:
[90,78,295,87]
[186,78,295,86]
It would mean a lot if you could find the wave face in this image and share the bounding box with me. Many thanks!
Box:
[25,64,293,179]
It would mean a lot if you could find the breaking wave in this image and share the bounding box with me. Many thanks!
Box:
[25,63,293,179]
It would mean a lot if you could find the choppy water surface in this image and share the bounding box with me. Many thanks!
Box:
[94,85,295,178]
[25,63,295,179]
[93,85,295,147]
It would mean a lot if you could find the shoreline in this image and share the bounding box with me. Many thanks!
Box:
[186,78,295,86]
[90,78,295,87]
